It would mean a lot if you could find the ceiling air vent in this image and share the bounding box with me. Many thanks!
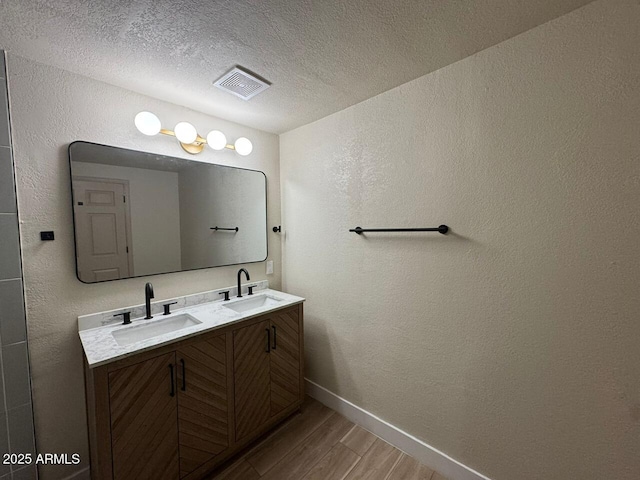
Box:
[213,67,271,101]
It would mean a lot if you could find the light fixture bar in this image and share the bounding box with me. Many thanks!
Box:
[135,112,253,156]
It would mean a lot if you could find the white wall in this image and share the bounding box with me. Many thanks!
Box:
[7,55,281,479]
[280,1,640,479]
[72,162,182,276]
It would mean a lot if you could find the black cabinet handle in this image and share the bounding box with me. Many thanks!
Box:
[180,359,186,391]
[266,328,271,353]
[169,364,175,397]
[272,326,277,350]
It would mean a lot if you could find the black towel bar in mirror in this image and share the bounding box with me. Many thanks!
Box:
[210,226,239,232]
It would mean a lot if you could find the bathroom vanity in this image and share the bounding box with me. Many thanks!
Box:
[79,284,304,480]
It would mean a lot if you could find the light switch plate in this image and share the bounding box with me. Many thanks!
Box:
[266,260,273,275]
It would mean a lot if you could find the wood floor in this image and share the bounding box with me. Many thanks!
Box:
[208,396,448,480]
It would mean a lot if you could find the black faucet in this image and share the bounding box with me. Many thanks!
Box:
[237,268,250,298]
[145,282,154,319]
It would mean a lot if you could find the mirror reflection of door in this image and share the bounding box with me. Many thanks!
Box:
[73,177,133,282]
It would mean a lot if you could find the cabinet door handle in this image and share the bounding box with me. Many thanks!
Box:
[169,364,175,397]
[180,359,186,391]
[272,326,277,350]
[265,328,271,353]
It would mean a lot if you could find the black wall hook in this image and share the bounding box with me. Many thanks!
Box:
[273,226,281,233]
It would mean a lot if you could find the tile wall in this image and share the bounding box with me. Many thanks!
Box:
[0,50,37,480]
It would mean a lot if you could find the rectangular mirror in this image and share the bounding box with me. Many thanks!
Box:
[68,141,267,283]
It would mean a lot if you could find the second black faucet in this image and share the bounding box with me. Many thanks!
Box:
[237,269,250,298]
[145,282,154,319]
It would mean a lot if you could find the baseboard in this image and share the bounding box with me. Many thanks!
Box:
[61,466,90,480]
[305,379,492,480]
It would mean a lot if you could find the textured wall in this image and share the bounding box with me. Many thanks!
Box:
[6,55,281,479]
[280,1,640,479]
[0,50,37,480]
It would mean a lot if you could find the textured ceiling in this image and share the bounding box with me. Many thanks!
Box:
[0,0,593,133]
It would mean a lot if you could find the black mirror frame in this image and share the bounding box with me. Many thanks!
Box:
[68,141,269,284]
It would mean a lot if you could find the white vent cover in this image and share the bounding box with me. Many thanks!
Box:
[213,67,271,100]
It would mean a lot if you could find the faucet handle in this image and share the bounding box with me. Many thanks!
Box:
[113,312,132,325]
[219,291,230,301]
[247,285,256,295]
[163,302,178,315]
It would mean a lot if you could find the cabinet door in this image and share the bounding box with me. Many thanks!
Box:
[270,307,301,416]
[233,319,271,440]
[109,352,179,480]
[176,335,230,478]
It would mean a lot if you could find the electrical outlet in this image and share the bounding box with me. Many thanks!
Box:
[266,260,274,275]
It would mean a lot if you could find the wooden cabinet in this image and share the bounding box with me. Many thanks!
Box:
[107,339,231,480]
[85,303,303,480]
[232,307,302,441]
[109,352,179,480]
[176,336,231,477]
[269,307,301,416]
[233,319,271,440]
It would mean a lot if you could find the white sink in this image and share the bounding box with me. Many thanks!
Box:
[223,294,283,313]
[112,314,201,346]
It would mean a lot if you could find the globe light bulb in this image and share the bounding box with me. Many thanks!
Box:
[206,130,227,150]
[134,111,161,136]
[174,122,198,144]
[234,137,253,156]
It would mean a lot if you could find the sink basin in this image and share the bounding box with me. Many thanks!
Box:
[223,294,283,313]
[112,314,201,346]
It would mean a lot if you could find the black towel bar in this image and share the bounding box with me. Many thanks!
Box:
[210,226,239,232]
[350,225,448,235]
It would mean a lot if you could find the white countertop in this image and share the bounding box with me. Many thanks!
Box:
[79,285,304,368]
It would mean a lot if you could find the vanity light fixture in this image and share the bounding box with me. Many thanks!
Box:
[134,111,253,156]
